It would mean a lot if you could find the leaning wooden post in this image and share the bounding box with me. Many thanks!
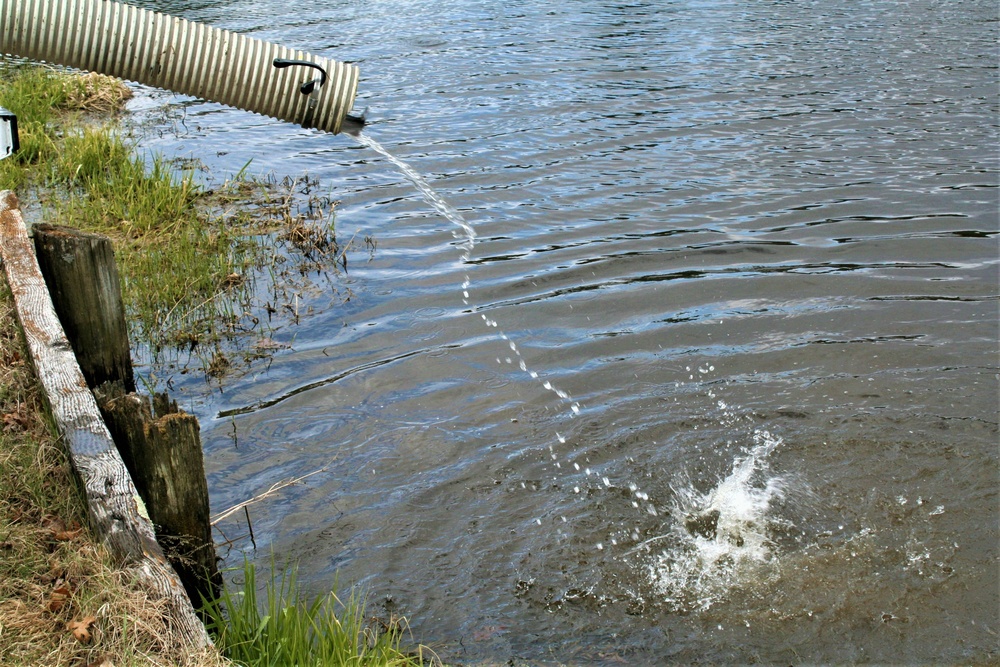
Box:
[0,191,211,648]
[95,382,221,610]
[32,223,135,391]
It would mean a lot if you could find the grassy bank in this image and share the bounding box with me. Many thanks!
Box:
[0,280,432,666]
[0,60,347,381]
[0,63,433,665]
[0,279,229,666]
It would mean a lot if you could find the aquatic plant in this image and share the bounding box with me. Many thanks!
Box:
[202,559,436,666]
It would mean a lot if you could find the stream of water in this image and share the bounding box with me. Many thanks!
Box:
[128,0,997,663]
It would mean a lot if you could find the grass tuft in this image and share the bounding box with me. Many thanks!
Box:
[203,559,437,667]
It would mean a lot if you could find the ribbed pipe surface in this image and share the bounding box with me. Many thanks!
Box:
[0,0,359,134]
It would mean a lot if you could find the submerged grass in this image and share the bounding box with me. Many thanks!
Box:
[0,60,348,380]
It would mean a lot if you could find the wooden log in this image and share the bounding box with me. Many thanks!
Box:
[0,191,211,649]
[32,223,135,391]
[95,381,221,611]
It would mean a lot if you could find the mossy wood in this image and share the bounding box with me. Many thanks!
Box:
[32,223,135,391]
[94,381,221,611]
[0,190,211,648]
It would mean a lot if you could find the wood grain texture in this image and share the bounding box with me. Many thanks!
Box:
[95,382,221,611]
[33,223,135,391]
[0,190,211,648]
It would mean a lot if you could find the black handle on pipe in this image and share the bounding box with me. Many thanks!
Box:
[272,58,327,95]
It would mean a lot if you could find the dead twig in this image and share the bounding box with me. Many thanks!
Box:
[210,465,330,525]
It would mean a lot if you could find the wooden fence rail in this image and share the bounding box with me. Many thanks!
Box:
[0,191,211,648]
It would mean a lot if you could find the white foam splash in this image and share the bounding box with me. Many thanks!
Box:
[644,428,787,611]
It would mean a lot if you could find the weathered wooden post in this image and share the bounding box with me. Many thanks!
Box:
[29,217,219,610]
[32,223,135,391]
[0,191,211,647]
[95,383,221,609]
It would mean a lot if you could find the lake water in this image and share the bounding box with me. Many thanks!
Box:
[131,0,997,663]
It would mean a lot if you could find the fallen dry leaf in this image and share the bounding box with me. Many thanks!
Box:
[53,525,83,541]
[2,406,30,431]
[47,582,72,613]
[67,615,97,643]
[42,516,83,541]
[84,657,114,667]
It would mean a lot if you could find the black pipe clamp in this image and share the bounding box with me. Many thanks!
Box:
[272,58,327,95]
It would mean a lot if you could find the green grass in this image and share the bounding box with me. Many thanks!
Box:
[203,560,435,667]
[0,65,63,188]
[0,61,345,375]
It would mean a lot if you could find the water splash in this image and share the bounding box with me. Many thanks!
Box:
[639,428,788,611]
[353,131,782,608]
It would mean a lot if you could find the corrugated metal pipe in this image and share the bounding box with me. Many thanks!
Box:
[0,0,360,134]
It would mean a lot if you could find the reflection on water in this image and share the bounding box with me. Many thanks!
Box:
[132,0,997,663]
